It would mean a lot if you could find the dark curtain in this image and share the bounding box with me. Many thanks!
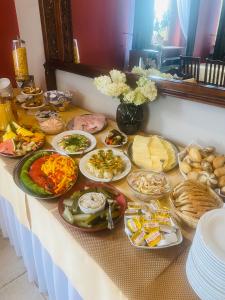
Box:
[132,0,154,49]
[186,0,200,56]
[214,0,225,60]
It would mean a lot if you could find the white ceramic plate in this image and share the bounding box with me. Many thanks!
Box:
[199,208,225,264]
[186,250,225,299]
[22,90,43,97]
[79,148,132,182]
[21,102,45,110]
[102,130,128,148]
[52,130,96,155]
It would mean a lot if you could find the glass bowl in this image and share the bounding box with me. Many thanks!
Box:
[127,169,171,202]
[39,117,65,135]
[44,90,72,111]
[35,110,58,122]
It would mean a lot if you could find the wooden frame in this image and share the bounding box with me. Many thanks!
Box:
[38,0,225,108]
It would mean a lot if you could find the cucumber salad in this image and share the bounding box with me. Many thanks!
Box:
[58,134,90,153]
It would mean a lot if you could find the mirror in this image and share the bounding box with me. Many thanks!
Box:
[70,0,225,87]
[38,0,225,107]
[70,0,133,69]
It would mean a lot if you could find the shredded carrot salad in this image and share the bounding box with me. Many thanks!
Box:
[41,154,77,194]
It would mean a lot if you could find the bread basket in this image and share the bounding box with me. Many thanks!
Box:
[169,181,224,229]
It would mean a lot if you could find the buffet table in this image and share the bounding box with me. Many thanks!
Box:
[0,104,198,300]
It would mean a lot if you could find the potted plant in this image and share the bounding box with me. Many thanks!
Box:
[94,70,157,134]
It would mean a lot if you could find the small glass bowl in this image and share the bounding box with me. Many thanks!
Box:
[39,117,65,135]
[44,90,72,111]
[127,169,171,202]
[35,110,58,123]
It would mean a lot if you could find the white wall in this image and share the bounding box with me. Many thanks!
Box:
[14,0,46,89]
[56,70,225,153]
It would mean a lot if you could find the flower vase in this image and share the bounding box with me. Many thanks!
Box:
[116,103,144,135]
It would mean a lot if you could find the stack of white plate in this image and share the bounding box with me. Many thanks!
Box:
[186,208,225,300]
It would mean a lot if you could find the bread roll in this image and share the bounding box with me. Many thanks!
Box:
[218,175,225,187]
[205,155,215,163]
[189,148,201,162]
[213,156,225,169]
[214,166,225,177]
[180,161,191,174]
[187,171,200,181]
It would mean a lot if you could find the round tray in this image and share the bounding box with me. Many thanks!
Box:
[58,182,127,232]
[67,114,107,134]
[13,150,78,200]
[127,135,179,172]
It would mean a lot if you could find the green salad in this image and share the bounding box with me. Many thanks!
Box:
[58,134,90,153]
[62,187,121,228]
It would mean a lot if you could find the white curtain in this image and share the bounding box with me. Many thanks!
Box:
[177,0,191,40]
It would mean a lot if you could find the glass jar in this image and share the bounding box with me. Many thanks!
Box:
[0,92,16,131]
[12,38,29,78]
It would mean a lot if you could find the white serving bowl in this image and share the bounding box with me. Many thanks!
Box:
[102,130,128,148]
[78,192,106,214]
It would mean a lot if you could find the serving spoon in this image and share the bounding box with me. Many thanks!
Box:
[107,198,114,230]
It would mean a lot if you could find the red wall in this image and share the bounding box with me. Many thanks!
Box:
[193,0,222,59]
[71,0,132,69]
[0,0,19,83]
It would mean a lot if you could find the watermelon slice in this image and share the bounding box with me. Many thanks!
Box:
[0,139,15,155]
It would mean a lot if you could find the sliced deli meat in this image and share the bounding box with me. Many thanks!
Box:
[68,114,106,133]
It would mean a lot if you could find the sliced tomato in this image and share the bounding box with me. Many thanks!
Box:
[29,157,55,192]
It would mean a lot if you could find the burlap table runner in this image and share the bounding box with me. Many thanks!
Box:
[53,209,196,300]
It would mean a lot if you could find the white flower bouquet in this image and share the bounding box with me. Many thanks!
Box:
[94,69,157,106]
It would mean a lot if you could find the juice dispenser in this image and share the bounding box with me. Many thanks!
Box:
[0,92,16,131]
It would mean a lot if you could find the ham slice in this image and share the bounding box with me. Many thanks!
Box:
[68,114,107,133]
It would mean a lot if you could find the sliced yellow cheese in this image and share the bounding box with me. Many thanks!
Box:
[132,135,151,169]
[148,136,168,171]
[161,139,176,171]
[132,135,176,172]
[149,155,164,171]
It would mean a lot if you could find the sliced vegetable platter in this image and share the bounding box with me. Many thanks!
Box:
[58,182,127,232]
[0,122,45,158]
[103,129,128,148]
[13,150,78,199]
